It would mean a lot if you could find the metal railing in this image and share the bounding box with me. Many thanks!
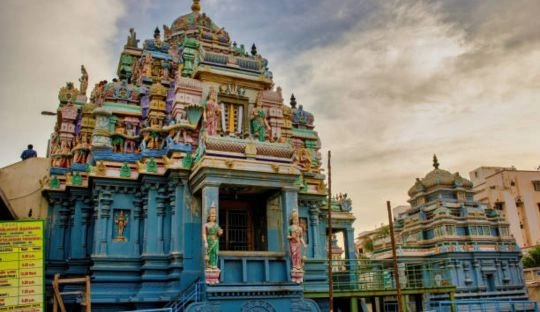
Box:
[435,300,539,312]
[123,309,173,312]
[304,258,453,293]
[164,279,204,312]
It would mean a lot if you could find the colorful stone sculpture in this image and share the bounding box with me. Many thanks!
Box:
[204,87,221,136]
[203,205,222,284]
[288,209,306,283]
[79,65,88,96]
[41,1,350,310]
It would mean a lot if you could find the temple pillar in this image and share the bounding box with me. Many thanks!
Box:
[80,202,91,256]
[170,179,185,254]
[201,183,220,223]
[155,185,167,254]
[201,183,220,284]
[142,184,159,255]
[308,204,322,258]
[69,197,85,258]
[281,187,298,282]
[345,228,358,286]
[472,260,483,288]
[47,198,69,261]
[93,188,113,255]
[131,191,143,256]
[281,187,298,252]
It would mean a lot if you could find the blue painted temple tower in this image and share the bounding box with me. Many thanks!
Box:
[43,1,356,311]
[371,156,528,305]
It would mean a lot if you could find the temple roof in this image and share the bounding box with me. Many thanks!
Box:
[164,0,230,47]
[408,155,473,197]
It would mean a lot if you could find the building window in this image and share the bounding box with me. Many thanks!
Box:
[532,181,540,191]
[445,225,456,236]
[494,202,505,211]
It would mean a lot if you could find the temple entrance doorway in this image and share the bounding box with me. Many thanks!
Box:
[218,185,280,252]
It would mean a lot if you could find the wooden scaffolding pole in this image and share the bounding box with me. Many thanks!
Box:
[387,201,403,312]
[327,150,334,312]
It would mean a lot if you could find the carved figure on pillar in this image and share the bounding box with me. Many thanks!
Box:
[114,211,128,241]
[203,204,223,284]
[288,209,306,283]
[203,87,221,136]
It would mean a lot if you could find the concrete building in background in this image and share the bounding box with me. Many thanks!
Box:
[469,166,540,251]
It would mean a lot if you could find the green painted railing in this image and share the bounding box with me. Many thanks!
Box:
[303,258,455,296]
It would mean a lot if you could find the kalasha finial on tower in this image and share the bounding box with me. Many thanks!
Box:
[433,154,439,169]
[290,94,297,109]
[192,0,201,13]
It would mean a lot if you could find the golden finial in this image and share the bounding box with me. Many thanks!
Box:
[433,154,439,169]
[192,0,201,13]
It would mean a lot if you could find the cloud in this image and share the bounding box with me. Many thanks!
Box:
[269,0,540,230]
[1,0,538,235]
[0,0,126,166]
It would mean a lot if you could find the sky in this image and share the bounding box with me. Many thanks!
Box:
[1,0,539,232]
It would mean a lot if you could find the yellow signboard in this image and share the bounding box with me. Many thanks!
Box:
[0,220,44,312]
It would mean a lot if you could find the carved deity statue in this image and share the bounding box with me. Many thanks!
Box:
[114,211,128,241]
[288,210,306,271]
[204,87,221,136]
[251,106,270,142]
[142,53,152,77]
[203,205,223,269]
[79,65,89,96]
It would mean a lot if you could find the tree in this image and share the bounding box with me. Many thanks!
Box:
[362,238,374,253]
[522,245,540,268]
[375,225,390,239]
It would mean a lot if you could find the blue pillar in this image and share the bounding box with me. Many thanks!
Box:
[309,205,322,258]
[93,188,112,255]
[201,183,220,223]
[200,183,220,278]
[170,179,185,254]
[131,192,143,256]
[156,185,167,254]
[345,228,358,285]
[183,180,196,260]
[266,195,282,252]
[281,188,298,252]
[81,204,91,256]
[48,198,67,260]
[143,184,159,255]
[281,187,298,282]
[70,198,84,258]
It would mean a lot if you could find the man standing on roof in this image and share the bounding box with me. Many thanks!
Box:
[20,144,37,160]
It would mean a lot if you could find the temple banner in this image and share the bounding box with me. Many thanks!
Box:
[0,220,44,312]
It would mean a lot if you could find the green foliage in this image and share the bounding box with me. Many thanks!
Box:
[375,225,390,239]
[362,238,374,253]
[522,245,540,268]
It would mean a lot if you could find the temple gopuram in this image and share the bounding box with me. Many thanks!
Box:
[368,156,528,306]
[42,1,356,311]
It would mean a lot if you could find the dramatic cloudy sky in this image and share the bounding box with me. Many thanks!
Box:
[1,0,539,232]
